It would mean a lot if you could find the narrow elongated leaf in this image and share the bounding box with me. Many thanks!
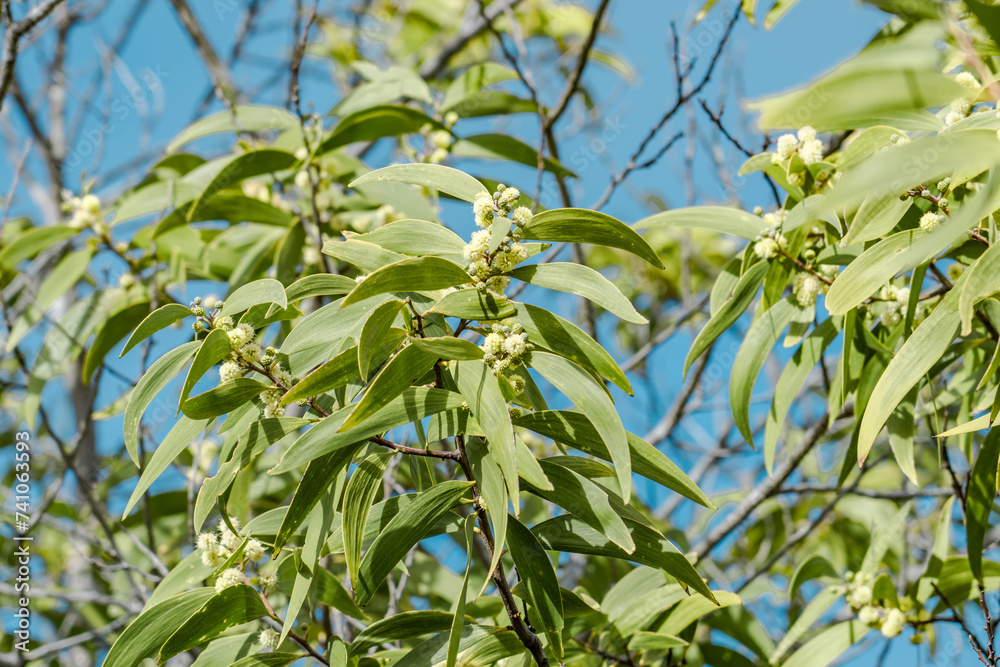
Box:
[781,620,869,667]
[960,239,1000,335]
[411,337,484,360]
[323,239,406,273]
[230,654,301,667]
[187,149,297,220]
[731,298,799,447]
[686,261,767,375]
[221,278,288,316]
[452,133,575,177]
[506,517,564,658]
[765,317,842,473]
[515,410,712,507]
[657,591,741,636]
[182,378,268,419]
[355,481,474,606]
[104,589,215,667]
[509,263,646,324]
[273,445,361,553]
[350,611,454,656]
[84,300,151,383]
[322,105,442,153]
[349,163,488,203]
[167,105,298,152]
[447,516,478,667]
[350,219,467,256]
[179,328,233,410]
[159,585,269,661]
[124,416,212,518]
[635,206,767,240]
[466,438,509,595]
[272,387,466,473]
[521,208,664,268]
[532,515,715,601]
[122,304,193,357]
[340,345,439,431]
[285,274,357,302]
[530,351,631,501]
[842,191,911,245]
[359,300,405,379]
[124,341,199,462]
[968,428,1000,585]
[343,256,471,307]
[0,225,76,269]
[452,360,518,503]
[343,451,394,591]
[430,288,517,320]
[512,303,631,395]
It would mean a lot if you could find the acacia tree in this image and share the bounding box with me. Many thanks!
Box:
[5,0,1000,666]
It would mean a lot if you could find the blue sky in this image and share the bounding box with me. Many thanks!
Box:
[4,0,982,664]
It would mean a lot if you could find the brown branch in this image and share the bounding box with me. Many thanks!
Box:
[0,0,64,111]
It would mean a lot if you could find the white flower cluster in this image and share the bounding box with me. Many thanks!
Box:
[254,570,279,589]
[919,211,943,232]
[793,272,823,307]
[195,519,248,568]
[464,186,532,293]
[772,126,824,166]
[945,72,980,125]
[66,193,106,234]
[481,322,533,374]
[258,627,280,650]
[753,210,788,260]
[243,180,290,212]
[428,129,453,164]
[215,567,245,593]
[845,572,907,639]
[259,363,293,418]
[880,284,911,327]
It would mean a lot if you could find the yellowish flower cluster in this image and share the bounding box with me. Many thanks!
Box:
[846,572,908,639]
[481,322,532,374]
[258,627,280,650]
[753,210,788,260]
[793,273,823,307]
[66,193,105,234]
[772,126,824,166]
[464,186,532,293]
[880,284,910,327]
[945,72,980,125]
[195,519,247,568]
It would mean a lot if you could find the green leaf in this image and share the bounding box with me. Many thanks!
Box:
[530,460,634,553]
[857,297,960,465]
[657,590,741,637]
[454,630,526,666]
[153,195,294,238]
[333,65,433,116]
[960,239,1000,336]
[447,516,478,667]
[781,620,869,667]
[340,345,439,431]
[842,191,911,245]
[314,567,370,620]
[731,298,799,447]
[429,289,517,320]
[967,1,1000,49]
[466,438,509,595]
[121,304,193,358]
[515,410,712,508]
[860,502,912,577]
[349,163,488,203]
[124,416,212,518]
[967,428,1000,585]
[508,263,646,324]
[343,451,394,592]
[635,206,767,240]
[84,300,151,383]
[349,611,455,656]
[179,328,234,410]
[0,225,76,269]
[124,341,199,462]
[628,632,687,652]
[349,219,467,256]
[272,387,466,473]
[182,378,268,419]
[521,208,663,268]
[512,302,631,395]
[411,337,485,361]
[167,105,298,152]
[7,247,93,351]
[221,278,288,316]
[355,481,474,606]
[285,274,358,302]
[771,587,841,663]
[342,256,471,307]
[441,63,517,111]
[280,330,407,407]
[104,589,215,667]
[273,445,361,553]
[321,105,442,153]
[507,516,563,660]
[790,555,839,601]
[323,239,407,273]
[393,626,502,667]
[685,261,768,376]
[358,300,405,380]
[452,360,518,503]
[510,582,599,619]
[187,149,297,221]
[530,351,631,502]
[159,585,269,661]
[230,654,302,667]
[765,317,842,474]
[532,515,715,601]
